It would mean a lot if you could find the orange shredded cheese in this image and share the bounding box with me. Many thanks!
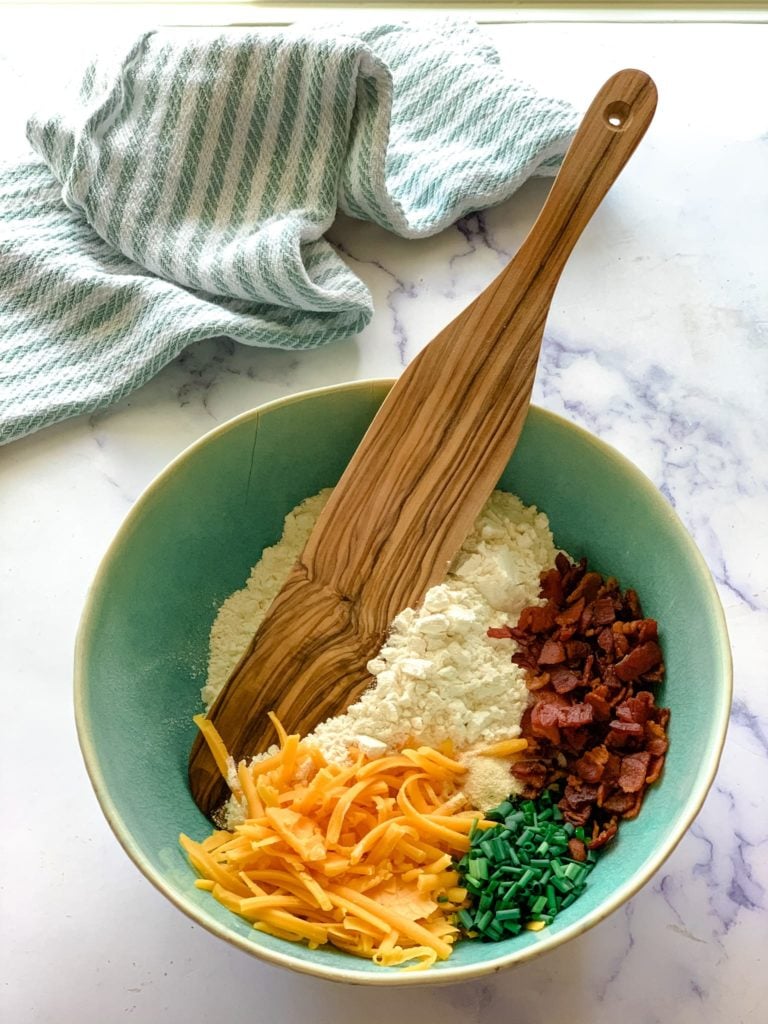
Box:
[474,738,528,757]
[181,716,482,969]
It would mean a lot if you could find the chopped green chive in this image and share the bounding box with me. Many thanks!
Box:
[454,786,600,942]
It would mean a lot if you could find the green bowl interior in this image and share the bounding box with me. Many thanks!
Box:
[76,381,730,982]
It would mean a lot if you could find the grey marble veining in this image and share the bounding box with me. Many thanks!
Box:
[1,16,766,1024]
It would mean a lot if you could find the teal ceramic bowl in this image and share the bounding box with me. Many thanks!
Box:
[75,380,731,985]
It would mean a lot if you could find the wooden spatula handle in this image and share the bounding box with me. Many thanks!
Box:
[510,69,657,297]
[296,72,658,605]
[189,70,657,817]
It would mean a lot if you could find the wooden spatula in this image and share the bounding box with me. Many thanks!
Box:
[190,69,657,817]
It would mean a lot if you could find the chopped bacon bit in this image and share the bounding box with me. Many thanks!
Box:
[626,691,655,723]
[618,614,663,638]
[592,596,616,625]
[551,669,581,694]
[567,572,603,606]
[573,745,610,783]
[587,818,618,850]
[582,653,596,686]
[645,721,669,756]
[639,619,659,643]
[558,703,594,729]
[538,639,566,666]
[564,728,591,753]
[561,557,588,594]
[556,598,584,627]
[642,665,665,683]
[615,702,634,723]
[622,790,645,820]
[601,790,637,814]
[510,759,550,780]
[494,553,669,849]
[614,641,663,682]
[519,603,556,633]
[540,567,565,604]
[567,640,591,661]
[606,720,645,749]
[597,628,615,655]
[613,632,631,659]
[645,755,666,784]
[602,752,622,785]
[511,651,538,673]
[509,759,551,797]
[585,691,612,721]
[535,690,571,707]
[555,552,571,575]
[609,721,644,738]
[624,589,642,619]
[613,618,654,638]
[618,752,651,793]
[560,802,592,827]
[530,701,561,745]
[568,838,588,862]
[564,780,599,810]
[602,664,620,689]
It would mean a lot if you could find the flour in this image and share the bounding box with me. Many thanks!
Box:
[202,489,332,708]
[310,490,556,763]
[204,488,558,814]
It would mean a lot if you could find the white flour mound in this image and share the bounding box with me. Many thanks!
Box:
[204,489,557,792]
[311,490,555,762]
[202,489,332,708]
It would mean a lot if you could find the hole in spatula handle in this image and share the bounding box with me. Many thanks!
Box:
[604,100,632,130]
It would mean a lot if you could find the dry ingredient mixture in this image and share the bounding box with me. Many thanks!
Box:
[204,488,558,814]
[183,489,670,970]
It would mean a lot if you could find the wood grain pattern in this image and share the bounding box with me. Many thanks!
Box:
[190,69,658,817]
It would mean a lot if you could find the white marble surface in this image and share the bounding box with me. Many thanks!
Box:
[1,16,767,1024]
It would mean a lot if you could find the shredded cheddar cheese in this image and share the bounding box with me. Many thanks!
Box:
[474,738,528,758]
[182,716,494,969]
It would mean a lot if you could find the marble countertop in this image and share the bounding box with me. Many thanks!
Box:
[1,16,766,1024]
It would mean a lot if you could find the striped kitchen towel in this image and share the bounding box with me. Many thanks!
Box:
[0,21,577,444]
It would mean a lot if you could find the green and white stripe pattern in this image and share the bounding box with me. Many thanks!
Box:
[0,21,576,444]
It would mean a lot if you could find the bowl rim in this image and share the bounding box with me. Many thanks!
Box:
[74,377,732,987]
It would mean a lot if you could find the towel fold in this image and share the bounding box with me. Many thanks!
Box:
[0,20,577,444]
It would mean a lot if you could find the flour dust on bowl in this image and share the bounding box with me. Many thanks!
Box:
[75,380,731,984]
